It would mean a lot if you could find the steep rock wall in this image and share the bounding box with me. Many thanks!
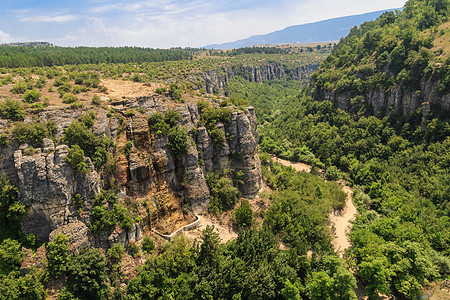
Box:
[320,78,450,119]
[191,63,319,95]
[0,95,262,246]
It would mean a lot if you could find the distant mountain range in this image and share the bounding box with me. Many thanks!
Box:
[205,9,398,49]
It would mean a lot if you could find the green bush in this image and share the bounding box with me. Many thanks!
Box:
[66,248,108,299]
[79,111,95,128]
[0,238,22,275]
[89,191,134,232]
[92,94,101,105]
[325,166,340,181]
[0,99,24,121]
[201,107,233,130]
[141,236,155,254]
[107,243,124,265]
[66,145,88,173]
[127,242,140,257]
[233,200,253,228]
[164,110,180,127]
[207,174,240,212]
[62,93,77,104]
[168,83,183,102]
[10,81,30,94]
[167,126,189,158]
[63,120,102,156]
[208,128,225,147]
[22,89,41,103]
[12,121,55,145]
[46,234,69,278]
[197,99,210,111]
[155,87,167,94]
[148,112,169,135]
[0,133,8,147]
[23,146,36,156]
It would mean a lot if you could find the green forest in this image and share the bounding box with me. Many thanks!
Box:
[0,0,449,299]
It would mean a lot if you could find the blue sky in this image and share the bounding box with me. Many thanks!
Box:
[0,0,407,48]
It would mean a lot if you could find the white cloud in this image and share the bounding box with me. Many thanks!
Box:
[0,30,13,43]
[6,0,409,47]
[20,14,80,23]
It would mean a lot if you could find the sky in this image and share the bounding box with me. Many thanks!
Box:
[0,0,408,48]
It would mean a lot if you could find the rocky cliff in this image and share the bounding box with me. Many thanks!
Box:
[0,94,262,248]
[318,77,450,120]
[190,63,319,95]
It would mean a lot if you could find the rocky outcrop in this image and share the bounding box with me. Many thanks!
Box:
[14,140,101,242]
[191,63,319,95]
[112,96,263,213]
[321,78,450,119]
[0,94,262,245]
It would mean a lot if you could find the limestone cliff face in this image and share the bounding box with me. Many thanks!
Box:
[112,96,262,213]
[0,95,262,246]
[192,63,319,95]
[320,78,450,119]
[13,141,101,242]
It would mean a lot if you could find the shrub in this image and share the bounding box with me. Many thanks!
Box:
[167,126,189,158]
[63,120,100,156]
[62,93,77,104]
[66,145,88,173]
[66,248,108,299]
[0,99,24,121]
[168,83,183,102]
[132,74,142,82]
[22,89,42,103]
[107,243,124,265]
[233,200,253,228]
[46,234,69,277]
[127,241,140,257]
[92,94,101,105]
[10,81,30,94]
[197,99,210,111]
[148,112,169,135]
[23,146,36,156]
[155,87,167,94]
[325,166,340,181]
[208,127,225,147]
[0,238,22,275]
[141,236,155,254]
[201,107,233,130]
[125,109,136,117]
[35,77,46,89]
[89,191,134,232]
[207,174,240,212]
[12,121,55,145]
[0,133,8,147]
[164,110,180,127]
[79,111,95,128]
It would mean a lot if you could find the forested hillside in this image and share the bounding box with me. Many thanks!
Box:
[229,0,450,298]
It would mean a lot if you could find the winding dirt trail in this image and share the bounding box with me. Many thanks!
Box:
[273,156,357,256]
[329,185,357,257]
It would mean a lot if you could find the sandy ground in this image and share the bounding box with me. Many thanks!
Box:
[183,213,237,244]
[272,156,312,173]
[329,185,356,257]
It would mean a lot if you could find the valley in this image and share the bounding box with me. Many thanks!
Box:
[0,0,449,299]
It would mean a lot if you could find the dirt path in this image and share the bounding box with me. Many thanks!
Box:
[273,156,357,256]
[329,185,357,257]
[183,213,237,243]
[272,156,312,173]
